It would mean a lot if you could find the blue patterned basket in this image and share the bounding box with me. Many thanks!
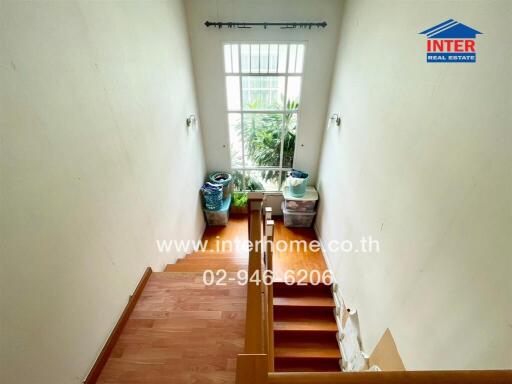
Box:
[201,182,223,210]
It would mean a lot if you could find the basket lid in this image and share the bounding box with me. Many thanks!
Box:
[283,186,318,201]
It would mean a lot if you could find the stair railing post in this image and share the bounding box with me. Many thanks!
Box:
[265,206,272,221]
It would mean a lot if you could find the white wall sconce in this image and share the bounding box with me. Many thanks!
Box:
[330,113,341,127]
[186,114,197,128]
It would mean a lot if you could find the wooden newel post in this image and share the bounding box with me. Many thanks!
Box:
[245,192,265,355]
[235,354,268,384]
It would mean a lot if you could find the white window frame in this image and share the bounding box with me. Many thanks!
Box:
[223,42,306,191]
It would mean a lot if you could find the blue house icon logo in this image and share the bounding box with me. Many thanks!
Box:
[419,19,482,63]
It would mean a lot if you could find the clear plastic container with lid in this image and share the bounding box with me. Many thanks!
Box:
[282,202,316,227]
[283,186,318,212]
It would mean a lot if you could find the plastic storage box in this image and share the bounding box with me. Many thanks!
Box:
[283,186,318,212]
[204,194,231,226]
[282,202,316,228]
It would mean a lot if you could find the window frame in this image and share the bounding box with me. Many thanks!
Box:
[223,41,306,191]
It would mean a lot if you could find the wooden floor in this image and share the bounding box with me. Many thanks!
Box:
[97,273,246,384]
[202,214,328,282]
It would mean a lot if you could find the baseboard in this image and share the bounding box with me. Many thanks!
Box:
[314,222,348,358]
[195,220,207,252]
[84,267,153,384]
[313,222,341,299]
[176,220,207,262]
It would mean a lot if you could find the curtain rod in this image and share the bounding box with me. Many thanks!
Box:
[204,21,327,29]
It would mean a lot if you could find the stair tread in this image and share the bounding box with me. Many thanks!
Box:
[274,358,341,372]
[274,318,338,332]
[273,282,333,297]
[274,340,341,359]
[186,251,246,258]
[274,281,333,287]
[178,257,248,264]
[273,296,335,308]
[164,263,246,272]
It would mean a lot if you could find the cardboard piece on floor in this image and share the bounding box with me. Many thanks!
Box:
[369,328,405,371]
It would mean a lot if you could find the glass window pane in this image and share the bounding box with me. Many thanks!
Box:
[243,113,283,167]
[295,44,305,73]
[269,44,278,73]
[246,170,281,191]
[241,44,250,73]
[242,76,285,110]
[250,44,260,73]
[280,171,287,191]
[231,44,239,73]
[224,44,232,73]
[228,113,243,168]
[260,44,269,73]
[232,170,245,191]
[286,76,301,109]
[288,44,297,73]
[226,76,240,110]
[278,44,287,73]
[282,113,297,168]
[226,43,303,191]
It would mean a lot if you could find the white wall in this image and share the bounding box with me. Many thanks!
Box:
[185,0,343,183]
[316,0,511,370]
[0,1,205,383]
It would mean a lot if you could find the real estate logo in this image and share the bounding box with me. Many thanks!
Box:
[419,19,482,63]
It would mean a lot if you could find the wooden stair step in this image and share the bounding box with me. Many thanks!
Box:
[274,318,338,332]
[274,339,341,359]
[164,263,246,272]
[177,257,248,264]
[274,332,341,359]
[274,304,335,318]
[185,251,247,259]
[273,295,335,308]
[273,282,332,297]
[274,357,341,372]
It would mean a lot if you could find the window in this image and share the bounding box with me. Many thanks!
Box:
[224,43,305,191]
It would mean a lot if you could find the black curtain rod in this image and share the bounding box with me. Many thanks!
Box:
[204,21,327,29]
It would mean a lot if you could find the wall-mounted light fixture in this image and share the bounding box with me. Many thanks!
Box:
[186,114,197,128]
[330,113,341,127]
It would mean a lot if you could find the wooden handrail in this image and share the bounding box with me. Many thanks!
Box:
[265,217,275,372]
[267,370,512,384]
[237,195,278,383]
[244,193,265,354]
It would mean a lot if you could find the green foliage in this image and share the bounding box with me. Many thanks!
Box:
[232,171,264,191]
[229,99,298,190]
[245,100,298,182]
[232,191,248,207]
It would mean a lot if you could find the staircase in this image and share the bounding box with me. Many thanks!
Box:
[165,249,341,373]
[273,281,341,372]
[165,251,248,272]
